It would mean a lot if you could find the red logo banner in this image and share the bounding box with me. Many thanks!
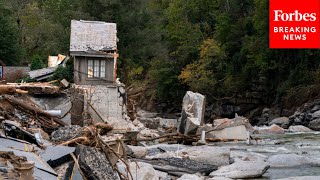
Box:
[269,0,320,48]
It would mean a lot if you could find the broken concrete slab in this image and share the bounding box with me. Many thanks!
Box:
[137,157,217,175]
[39,145,75,167]
[213,115,254,132]
[178,146,231,167]
[209,161,270,179]
[178,91,205,135]
[0,136,41,153]
[206,125,248,140]
[76,145,118,180]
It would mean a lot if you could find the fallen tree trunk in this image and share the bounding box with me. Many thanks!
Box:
[7,83,60,94]
[3,95,67,126]
[0,85,28,94]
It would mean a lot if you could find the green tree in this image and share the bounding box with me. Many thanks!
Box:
[30,54,44,70]
[0,15,22,65]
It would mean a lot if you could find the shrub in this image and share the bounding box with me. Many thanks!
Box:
[30,55,45,70]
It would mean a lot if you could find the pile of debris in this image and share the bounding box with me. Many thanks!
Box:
[1,79,318,180]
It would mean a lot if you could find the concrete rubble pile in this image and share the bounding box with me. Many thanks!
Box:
[1,82,320,180]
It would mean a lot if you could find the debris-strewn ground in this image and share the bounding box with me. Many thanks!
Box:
[1,82,320,180]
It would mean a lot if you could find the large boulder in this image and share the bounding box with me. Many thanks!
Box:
[288,125,313,132]
[308,119,320,131]
[178,146,230,167]
[269,117,289,128]
[254,124,285,134]
[267,154,320,167]
[209,161,270,179]
[311,110,320,119]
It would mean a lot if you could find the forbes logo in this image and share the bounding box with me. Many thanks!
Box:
[273,10,317,22]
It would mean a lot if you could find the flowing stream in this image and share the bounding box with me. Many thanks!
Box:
[215,132,320,179]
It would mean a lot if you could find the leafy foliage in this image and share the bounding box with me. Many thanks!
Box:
[2,0,320,110]
[52,59,74,83]
[0,13,22,65]
[30,54,45,70]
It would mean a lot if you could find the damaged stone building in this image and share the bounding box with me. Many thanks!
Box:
[69,20,132,129]
[70,20,118,85]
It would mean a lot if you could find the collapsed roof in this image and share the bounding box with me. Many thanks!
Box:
[70,20,117,56]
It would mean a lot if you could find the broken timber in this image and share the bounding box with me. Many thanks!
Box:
[0,85,27,94]
[3,95,67,126]
[5,83,60,95]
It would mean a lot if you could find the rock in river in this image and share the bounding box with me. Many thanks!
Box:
[308,119,320,131]
[269,117,289,128]
[288,125,313,132]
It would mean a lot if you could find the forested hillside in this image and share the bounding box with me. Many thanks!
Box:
[1,0,320,117]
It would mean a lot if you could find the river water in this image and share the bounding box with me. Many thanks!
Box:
[215,132,320,179]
